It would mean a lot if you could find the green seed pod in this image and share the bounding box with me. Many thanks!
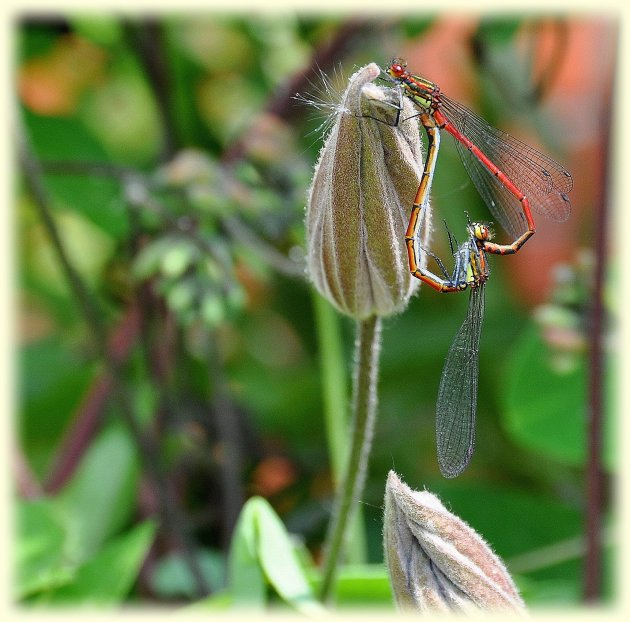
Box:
[306,63,429,319]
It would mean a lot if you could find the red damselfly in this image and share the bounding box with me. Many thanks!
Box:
[417,216,492,478]
[385,58,573,279]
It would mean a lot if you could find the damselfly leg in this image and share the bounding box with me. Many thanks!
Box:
[385,58,572,274]
[415,216,491,477]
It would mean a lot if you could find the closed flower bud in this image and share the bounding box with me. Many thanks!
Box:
[305,63,429,319]
[384,471,525,613]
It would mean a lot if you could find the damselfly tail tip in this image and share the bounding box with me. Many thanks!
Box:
[438,458,471,479]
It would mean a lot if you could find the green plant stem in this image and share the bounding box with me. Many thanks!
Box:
[312,293,349,482]
[507,525,613,575]
[312,292,367,566]
[319,314,382,603]
[17,131,108,351]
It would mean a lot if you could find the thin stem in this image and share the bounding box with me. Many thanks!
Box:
[41,160,137,180]
[530,19,569,104]
[44,304,141,493]
[17,132,108,352]
[319,314,382,603]
[583,28,616,603]
[13,445,43,500]
[205,331,245,549]
[220,215,305,279]
[312,293,368,566]
[312,293,349,482]
[123,18,178,161]
[508,525,613,575]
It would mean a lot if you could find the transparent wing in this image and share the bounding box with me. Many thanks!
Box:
[435,284,485,478]
[453,140,530,238]
[440,94,572,238]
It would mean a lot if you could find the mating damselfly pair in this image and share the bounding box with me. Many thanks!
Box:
[382,59,573,477]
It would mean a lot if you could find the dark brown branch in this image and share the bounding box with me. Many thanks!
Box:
[529,19,570,104]
[41,160,138,180]
[221,17,390,165]
[14,445,43,500]
[18,132,108,352]
[19,126,211,598]
[123,18,179,161]
[583,27,616,604]
[206,334,245,548]
[44,304,142,494]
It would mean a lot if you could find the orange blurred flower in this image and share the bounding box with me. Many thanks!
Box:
[18,34,106,116]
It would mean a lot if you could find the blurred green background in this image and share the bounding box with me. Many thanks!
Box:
[15,12,616,609]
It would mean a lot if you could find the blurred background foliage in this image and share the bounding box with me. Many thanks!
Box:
[15,11,616,609]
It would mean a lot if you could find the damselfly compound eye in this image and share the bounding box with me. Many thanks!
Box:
[388,61,406,78]
[472,223,491,241]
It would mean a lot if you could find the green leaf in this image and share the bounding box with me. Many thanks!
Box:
[18,25,57,60]
[401,17,435,39]
[254,498,323,614]
[229,497,324,614]
[316,564,393,607]
[515,576,580,606]
[70,15,124,46]
[54,424,140,563]
[166,279,196,314]
[151,549,225,598]
[503,323,589,466]
[19,337,96,476]
[431,484,582,561]
[23,111,128,239]
[27,208,115,288]
[81,67,162,164]
[200,293,225,326]
[185,590,233,611]
[160,239,198,277]
[16,499,75,599]
[476,18,523,45]
[132,236,174,280]
[228,499,267,607]
[43,521,157,604]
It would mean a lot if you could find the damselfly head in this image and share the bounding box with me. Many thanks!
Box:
[387,58,407,79]
[470,222,494,242]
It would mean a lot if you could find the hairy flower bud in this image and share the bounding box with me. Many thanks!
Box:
[305,63,429,319]
[384,471,525,613]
